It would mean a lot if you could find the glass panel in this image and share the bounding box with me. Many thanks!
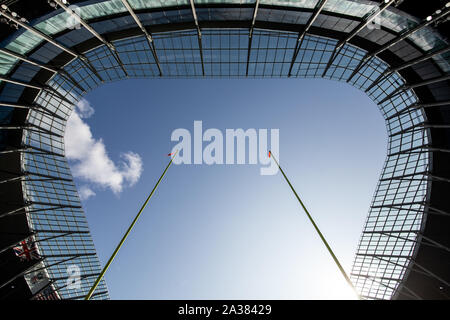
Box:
[0,2,441,301]
[5,31,43,55]
[34,11,71,36]
[323,0,375,17]
[0,52,18,75]
[79,0,128,20]
[260,0,317,9]
[129,0,190,9]
[380,9,419,34]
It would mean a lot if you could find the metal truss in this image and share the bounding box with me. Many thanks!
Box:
[0,8,104,82]
[0,47,86,92]
[0,124,64,138]
[0,75,74,105]
[362,230,449,254]
[0,205,31,219]
[246,0,260,76]
[378,74,450,98]
[66,290,107,300]
[389,122,450,137]
[0,258,46,291]
[0,232,34,255]
[0,75,41,90]
[0,200,81,219]
[120,0,162,76]
[0,1,447,301]
[367,47,450,94]
[189,0,205,76]
[387,144,450,157]
[288,0,328,77]
[373,255,448,287]
[385,100,450,120]
[371,201,450,217]
[0,143,66,158]
[0,101,66,120]
[53,0,128,77]
[356,273,422,300]
[322,0,396,77]
[347,6,450,83]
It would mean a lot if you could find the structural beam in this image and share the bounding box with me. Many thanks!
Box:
[23,144,65,158]
[0,75,73,104]
[189,0,205,76]
[24,255,82,279]
[0,259,45,291]
[0,47,57,73]
[387,144,450,157]
[24,171,73,183]
[0,232,34,255]
[0,124,64,138]
[352,273,405,299]
[322,0,396,77]
[0,200,83,219]
[389,122,450,138]
[371,201,450,217]
[392,46,450,73]
[378,232,450,254]
[68,291,108,300]
[246,0,260,76]
[31,232,87,245]
[0,170,73,185]
[0,8,103,82]
[427,205,450,217]
[33,229,89,234]
[288,0,328,77]
[347,7,450,83]
[0,143,66,158]
[27,205,81,215]
[371,200,423,209]
[42,252,96,258]
[376,46,450,105]
[385,100,450,121]
[379,170,450,184]
[356,253,411,259]
[367,47,450,94]
[51,272,99,282]
[373,255,450,293]
[53,0,128,77]
[404,74,450,90]
[0,75,41,90]
[0,101,65,121]
[351,273,402,284]
[120,0,163,76]
[29,201,82,210]
[0,47,86,92]
[360,294,384,300]
[363,230,420,235]
[0,205,31,219]
[0,175,23,184]
[0,147,27,155]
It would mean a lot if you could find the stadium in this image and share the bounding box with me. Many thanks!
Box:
[0,0,449,300]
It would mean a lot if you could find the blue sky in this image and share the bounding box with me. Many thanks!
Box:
[65,78,386,299]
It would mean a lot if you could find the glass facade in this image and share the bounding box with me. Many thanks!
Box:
[0,0,448,300]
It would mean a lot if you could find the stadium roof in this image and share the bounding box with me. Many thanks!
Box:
[0,0,449,300]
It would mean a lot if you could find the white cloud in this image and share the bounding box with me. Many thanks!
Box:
[76,98,95,118]
[79,185,96,201]
[65,99,143,196]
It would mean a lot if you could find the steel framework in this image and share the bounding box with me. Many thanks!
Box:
[0,0,449,300]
